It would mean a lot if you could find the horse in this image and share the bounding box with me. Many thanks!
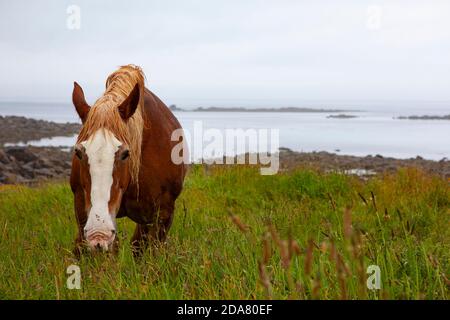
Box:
[70,65,186,256]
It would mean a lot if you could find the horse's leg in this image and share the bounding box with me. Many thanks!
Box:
[111,235,120,254]
[72,190,87,258]
[73,231,84,258]
[131,204,175,256]
[152,202,175,243]
[131,223,150,256]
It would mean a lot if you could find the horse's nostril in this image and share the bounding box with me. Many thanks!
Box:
[95,243,101,250]
[111,230,116,235]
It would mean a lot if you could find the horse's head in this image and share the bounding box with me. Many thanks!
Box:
[71,82,140,251]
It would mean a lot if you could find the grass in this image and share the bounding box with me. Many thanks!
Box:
[0,165,448,299]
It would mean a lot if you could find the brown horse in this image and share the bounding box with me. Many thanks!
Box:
[70,65,186,256]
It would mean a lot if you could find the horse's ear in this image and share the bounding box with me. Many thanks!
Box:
[72,82,90,123]
[118,84,140,121]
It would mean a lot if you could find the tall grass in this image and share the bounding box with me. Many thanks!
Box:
[0,166,448,299]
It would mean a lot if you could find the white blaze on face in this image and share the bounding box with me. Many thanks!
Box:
[81,129,122,244]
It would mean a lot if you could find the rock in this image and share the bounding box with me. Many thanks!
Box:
[34,157,53,169]
[34,168,55,177]
[0,149,10,164]
[0,145,74,184]
[49,157,70,168]
[1,172,24,184]
[20,163,36,179]
[6,147,38,163]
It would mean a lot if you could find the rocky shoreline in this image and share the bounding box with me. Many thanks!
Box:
[397,114,450,120]
[0,115,80,145]
[0,146,72,184]
[0,116,80,184]
[277,148,450,178]
[0,116,449,184]
[1,145,449,185]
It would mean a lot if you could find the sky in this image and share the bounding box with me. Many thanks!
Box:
[1,0,450,107]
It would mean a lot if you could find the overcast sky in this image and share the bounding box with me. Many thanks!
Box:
[1,0,450,106]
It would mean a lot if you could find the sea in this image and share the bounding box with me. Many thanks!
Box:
[1,100,449,161]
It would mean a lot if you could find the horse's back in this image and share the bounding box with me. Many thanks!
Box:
[120,88,186,222]
[143,87,186,190]
[143,88,183,146]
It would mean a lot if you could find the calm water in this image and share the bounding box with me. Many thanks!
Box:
[1,101,449,160]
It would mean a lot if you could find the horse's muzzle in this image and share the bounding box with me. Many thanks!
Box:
[85,229,116,251]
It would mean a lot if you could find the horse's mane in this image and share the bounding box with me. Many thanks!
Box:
[77,65,146,184]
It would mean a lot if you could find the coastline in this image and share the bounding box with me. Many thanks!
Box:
[1,145,448,185]
[0,115,449,184]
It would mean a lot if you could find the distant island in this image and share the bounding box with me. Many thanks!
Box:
[327,114,358,119]
[169,105,355,113]
[397,114,450,120]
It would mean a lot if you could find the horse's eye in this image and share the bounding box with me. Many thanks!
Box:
[121,149,130,160]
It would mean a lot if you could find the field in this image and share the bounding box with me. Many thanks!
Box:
[0,165,448,299]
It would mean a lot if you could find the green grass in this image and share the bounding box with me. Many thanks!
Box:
[0,165,448,299]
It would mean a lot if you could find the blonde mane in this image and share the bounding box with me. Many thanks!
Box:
[77,65,146,184]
